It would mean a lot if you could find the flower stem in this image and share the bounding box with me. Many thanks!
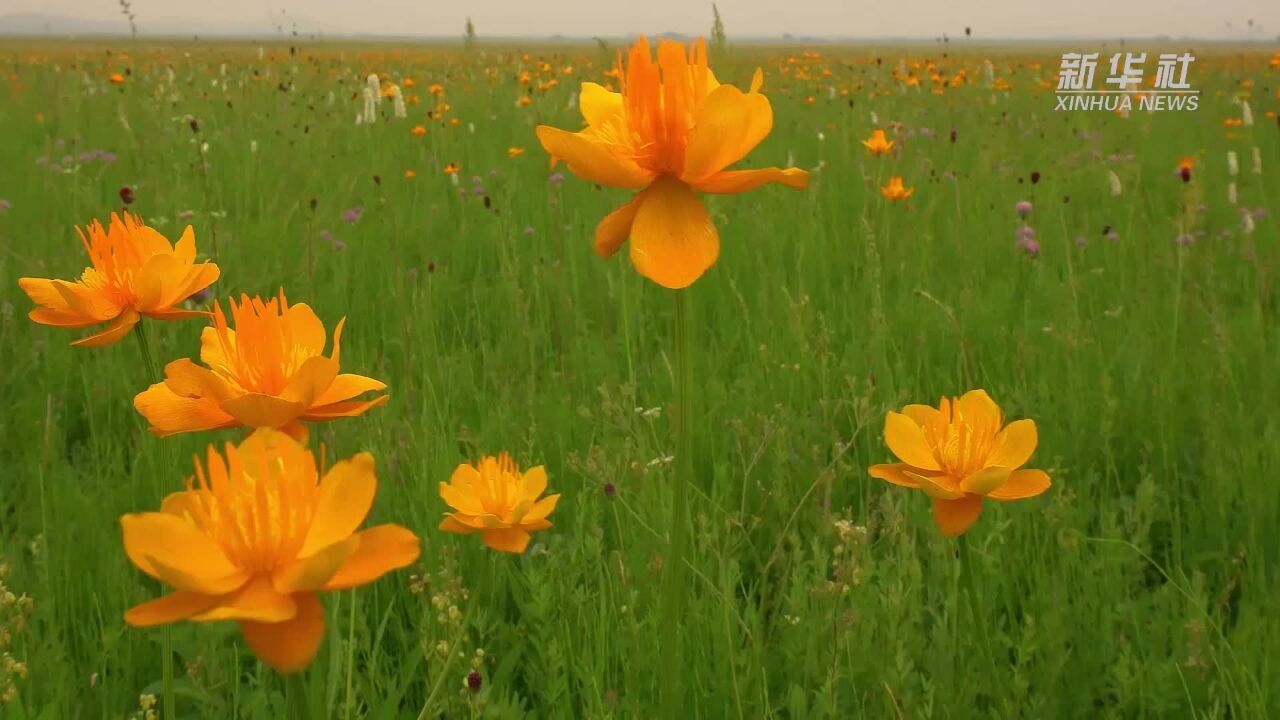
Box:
[343,589,358,720]
[133,323,175,720]
[956,535,995,673]
[659,289,693,715]
[286,672,309,720]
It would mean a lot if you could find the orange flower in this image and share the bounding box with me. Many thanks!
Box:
[507,146,525,158]
[134,291,388,440]
[438,453,559,553]
[110,72,125,85]
[443,162,460,174]
[403,77,416,87]
[869,390,1051,536]
[121,429,420,673]
[535,36,809,289]
[18,212,219,347]
[861,129,894,156]
[517,96,533,107]
[428,83,444,95]
[411,125,427,137]
[880,176,914,200]
[404,169,416,178]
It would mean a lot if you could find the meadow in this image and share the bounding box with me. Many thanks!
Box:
[0,36,1278,718]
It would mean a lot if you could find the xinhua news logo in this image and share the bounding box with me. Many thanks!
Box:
[1055,52,1198,112]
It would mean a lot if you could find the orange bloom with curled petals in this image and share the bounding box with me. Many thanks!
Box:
[880,176,914,200]
[110,72,125,85]
[535,36,809,289]
[134,291,388,441]
[869,390,1051,536]
[438,453,560,553]
[18,212,220,347]
[121,429,420,673]
[861,129,895,156]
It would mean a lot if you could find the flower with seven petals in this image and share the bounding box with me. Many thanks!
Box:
[438,453,560,553]
[535,36,809,289]
[19,212,220,347]
[134,291,388,441]
[121,429,420,673]
[868,390,1051,536]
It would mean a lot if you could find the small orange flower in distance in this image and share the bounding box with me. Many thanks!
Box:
[507,146,525,158]
[403,77,416,88]
[1177,156,1195,182]
[869,390,1051,536]
[861,129,895,156]
[110,72,125,85]
[121,429,420,673]
[880,176,914,200]
[134,291,388,440]
[438,453,559,553]
[19,212,220,347]
[517,96,533,107]
[404,169,416,178]
[535,36,809,289]
[443,162,460,174]
[428,83,444,95]
[411,125,427,137]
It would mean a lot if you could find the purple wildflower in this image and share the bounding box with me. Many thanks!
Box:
[1175,233,1195,246]
[1015,200,1032,219]
[342,206,362,223]
[548,172,565,184]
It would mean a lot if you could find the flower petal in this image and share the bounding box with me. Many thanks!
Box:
[439,515,477,535]
[868,463,920,488]
[987,469,1052,501]
[298,452,377,557]
[628,175,719,289]
[959,466,1012,496]
[691,167,809,194]
[125,591,224,627]
[281,356,340,408]
[594,194,644,258]
[520,494,559,523]
[133,252,185,312]
[285,304,328,356]
[579,82,623,128]
[522,466,548,500]
[72,308,139,347]
[534,126,654,189]
[986,419,1038,470]
[121,512,242,585]
[193,575,298,623]
[681,84,773,183]
[481,527,532,554]
[301,396,389,420]
[161,358,236,402]
[932,495,984,536]
[322,524,421,591]
[311,374,386,408]
[884,411,941,471]
[220,393,305,429]
[134,382,238,436]
[240,592,325,674]
[955,389,1001,427]
[904,470,964,500]
[273,537,359,593]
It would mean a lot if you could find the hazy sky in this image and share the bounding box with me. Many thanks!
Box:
[6,0,1279,39]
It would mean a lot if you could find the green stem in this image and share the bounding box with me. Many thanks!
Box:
[343,589,357,720]
[286,672,310,720]
[659,289,693,715]
[134,323,176,720]
[957,535,995,673]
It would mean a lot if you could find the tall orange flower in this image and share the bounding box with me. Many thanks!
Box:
[121,429,420,673]
[134,291,388,440]
[869,390,1051,536]
[18,212,220,347]
[438,453,559,553]
[535,37,809,289]
[861,129,895,156]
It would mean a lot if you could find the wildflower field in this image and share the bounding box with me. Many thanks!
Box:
[0,37,1278,718]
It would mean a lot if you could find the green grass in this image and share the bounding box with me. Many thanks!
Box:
[0,38,1277,718]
